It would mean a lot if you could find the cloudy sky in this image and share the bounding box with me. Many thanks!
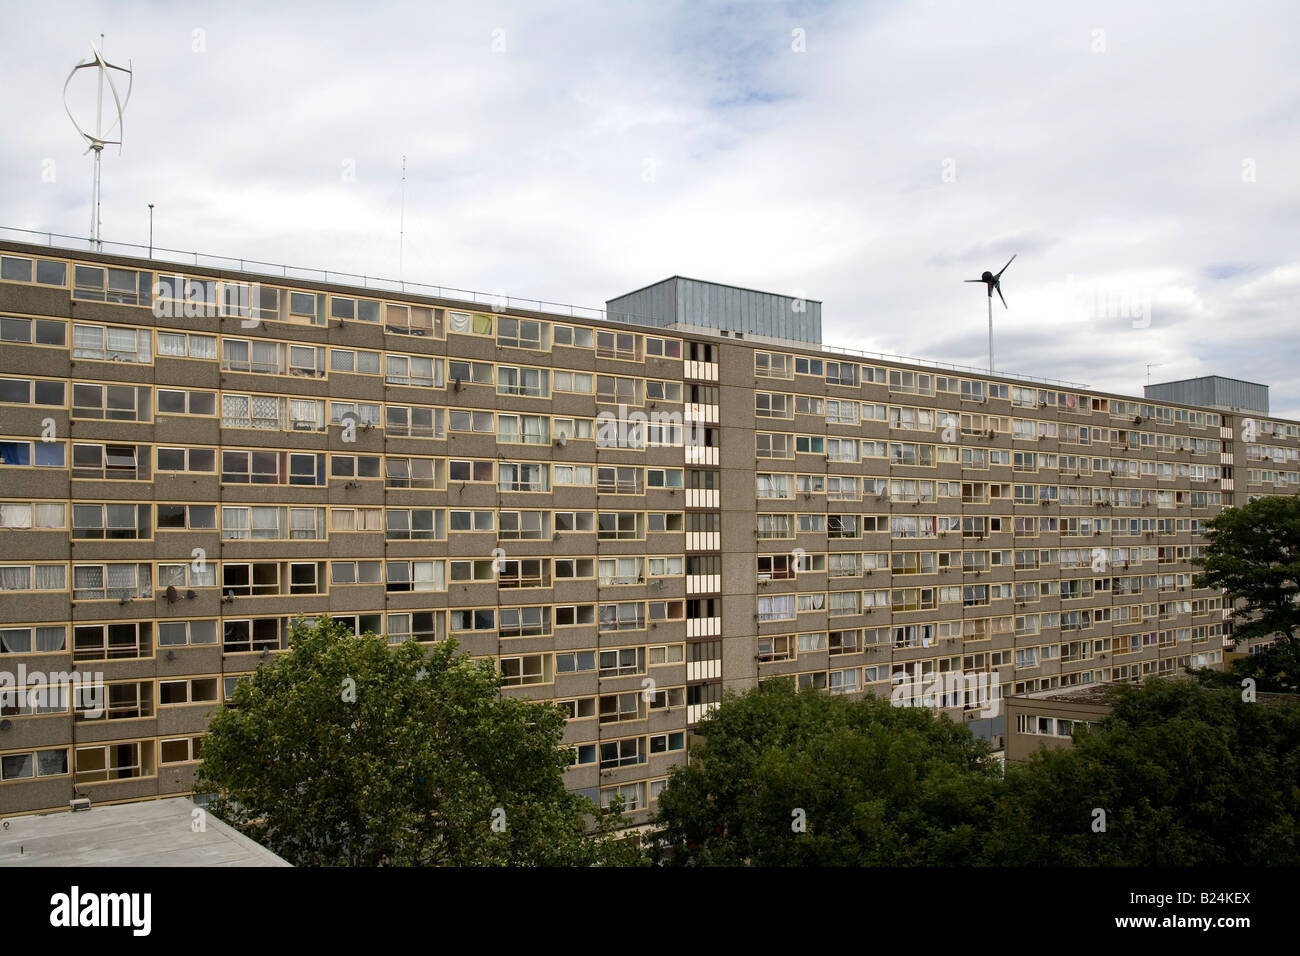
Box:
[3,1,1297,415]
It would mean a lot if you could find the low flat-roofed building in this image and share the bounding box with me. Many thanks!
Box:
[1005,683,1123,761]
[0,796,290,866]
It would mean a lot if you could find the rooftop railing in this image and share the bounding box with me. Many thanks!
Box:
[1,224,1088,390]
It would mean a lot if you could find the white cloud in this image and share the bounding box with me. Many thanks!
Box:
[2,0,1297,415]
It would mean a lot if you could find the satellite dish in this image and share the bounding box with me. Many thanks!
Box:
[165,584,178,603]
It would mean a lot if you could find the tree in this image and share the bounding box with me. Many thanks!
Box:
[196,615,642,866]
[987,679,1300,866]
[1196,495,1300,690]
[652,680,1001,865]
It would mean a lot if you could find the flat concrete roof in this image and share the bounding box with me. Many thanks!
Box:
[0,797,290,867]
[1011,683,1126,706]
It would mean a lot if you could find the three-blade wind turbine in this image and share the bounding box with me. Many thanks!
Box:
[64,39,133,250]
[965,254,1015,373]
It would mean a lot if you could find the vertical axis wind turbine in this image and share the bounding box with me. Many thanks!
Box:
[965,254,1015,373]
[64,39,133,250]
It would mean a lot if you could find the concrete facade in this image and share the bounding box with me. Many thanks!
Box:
[0,238,1295,821]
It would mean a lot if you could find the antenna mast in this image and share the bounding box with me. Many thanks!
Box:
[64,37,133,250]
[399,155,407,284]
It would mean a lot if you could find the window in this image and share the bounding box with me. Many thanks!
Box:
[384,404,442,438]
[554,370,594,394]
[159,677,220,706]
[330,561,383,586]
[552,324,594,348]
[155,504,217,532]
[384,303,442,337]
[596,331,640,361]
[384,508,442,540]
[499,462,549,493]
[222,337,285,374]
[555,651,597,673]
[71,503,149,540]
[0,376,64,407]
[600,782,645,811]
[447,310,493,336]
[384,457,439,489]
[500,655,548,686]
[156,620,219,647]
[385,353,441,387]
[447,360,493,385]
[596,375,640,405]
[499,605,550,638]
[756,392,792,418]
[157,388,216,416]
[72,323,152,363]
[497,413,549,444]
[755,352,793,378]
[72,264,151,305]
[223,618,284,654]
[385,560,446,593]
[599,647,646,676]
[156,331,217,359]
[498,317,547,350]
[4,316,65,352]
[328,348,383,376]
[597,512,642,540]
[385,611,444,644]
[73,383,150,422]
[498,511,547,539]
[825,361,858,387]
[0,255,67,287]
[1,748,69,781]
[0,625,67,654]
[757,595,796,622]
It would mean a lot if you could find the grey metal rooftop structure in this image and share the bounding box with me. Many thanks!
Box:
[1145,375,1269,414]
[607,276,823,344]
[0,796,290,867]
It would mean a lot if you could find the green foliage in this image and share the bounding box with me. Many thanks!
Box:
[988,679,1300,865]
[652,680,1001,865]
[1196,494,1300,652]
[654,678,1300,866]
[196,615,645,866]
[1188,641,1300,694]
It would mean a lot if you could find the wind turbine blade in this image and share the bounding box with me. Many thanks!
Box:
[995,254,1016,278]
[996,286,1007,308]
[964,279,984,283]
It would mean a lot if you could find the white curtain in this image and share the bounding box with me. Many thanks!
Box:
[0,628,32,652]
[34,565,65,590]
[0,504,32,528]
[290,509,318,538]
[290,399,320,426]
[34,503,64,528]
[251,507,281,538]
[157,332,187,356]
